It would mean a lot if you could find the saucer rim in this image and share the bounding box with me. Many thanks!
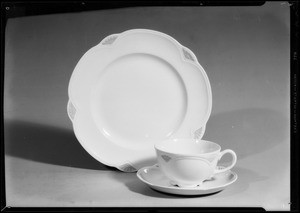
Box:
[136,164,238,191]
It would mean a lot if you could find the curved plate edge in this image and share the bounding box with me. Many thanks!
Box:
[68,29,213,171]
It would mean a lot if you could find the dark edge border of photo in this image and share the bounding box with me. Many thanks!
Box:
[290,0,299,212]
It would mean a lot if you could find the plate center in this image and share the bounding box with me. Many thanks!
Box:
[91,53,187,150]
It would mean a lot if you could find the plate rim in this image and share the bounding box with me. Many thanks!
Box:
[67,29,212,171]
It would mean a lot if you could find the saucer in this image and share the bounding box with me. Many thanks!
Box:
[136,164,237,196]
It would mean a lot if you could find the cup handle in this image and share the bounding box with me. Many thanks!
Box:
[214,149,237,174]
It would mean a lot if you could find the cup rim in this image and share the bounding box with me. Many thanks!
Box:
[154,139,221,156]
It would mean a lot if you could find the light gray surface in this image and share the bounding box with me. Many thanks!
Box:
[4,2,290,210]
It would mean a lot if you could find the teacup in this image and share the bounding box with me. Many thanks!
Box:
[155,139,237,188]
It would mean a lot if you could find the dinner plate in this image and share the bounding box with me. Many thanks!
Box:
[137,164,238,196]
[68,29,212,172]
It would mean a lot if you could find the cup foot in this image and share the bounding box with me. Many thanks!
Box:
[170,180,202,188]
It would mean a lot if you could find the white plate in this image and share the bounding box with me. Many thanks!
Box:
[137,164,237,196]
[68,29,212,172]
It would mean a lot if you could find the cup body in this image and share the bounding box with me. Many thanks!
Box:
[155,139,235,188]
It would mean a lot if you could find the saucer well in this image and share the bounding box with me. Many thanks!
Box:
[136,164,237,196]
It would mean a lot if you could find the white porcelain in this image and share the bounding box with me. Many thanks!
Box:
[68,29,212,172]
[137,164,238,196]
[155,139,237,187]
